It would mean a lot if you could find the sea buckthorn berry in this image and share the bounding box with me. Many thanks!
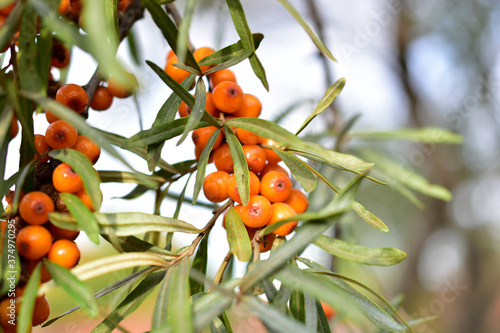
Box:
[166,49,176,61]
[247,228,276,253]
[242,144,267,174]
[75,188,96,212]
[321,301,336,321]
[52,163,83,193]
[194,145,214,163]
[284,188,309,214]
[51,40,71,68]
[164,55,190,84]
[260,138,282,164]
[45,119,78,149]
[10,115,18,139]
[192,126,223,151]
[118,0,133,12]
[16,225,53,260]
[212,81,244,114]
[209,69,236,89]
[178,93,220,118]
[19,191,55,225]
[203,171,230,203]
[267,202,298,236]
[73,135,101,164]
[0,3,15,16]
[32,296,50,326]
[236,128,262,145]
[213,143,234,173]
[193,46,215,73]
[239,195,272,228]
[226,171,260,204]
[48,239,81,269]
[34,134,50,161]
[260,171,292,203]
[48,222,80,240]
[25,260,52,283]
[45,111,60,123]
[107,72,137,98]
[90,86,113,111]
[178,100,190,117]
[59,0,70,14]
[259,164,288,179]
[56,84,88,113]
[231,94,262,118]
[0,297,18,329]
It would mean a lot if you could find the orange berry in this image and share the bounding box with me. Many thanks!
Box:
[19,191,55,225]
[10,115,18,139]
[107,72,137,98]
[321,301,336,321]
[246,228,276,253]
[213,143,234,173]
[25,260,52,283]
[203,171,230,203]
[260,171,292,203]
[236,128,262,145]
[34,134,50,161]
[74,188,95,212]
[284,188,309,214]
[239,195,272,228]
[209,69,236,89]
[267,202,298,236]
[178,101,190,117]
[231,94,262,118]
[51,41,71,69]
[226,171,260,204]
[52,163,83,193]
[0,3,15,16]
[212,81,244,114]
[47,239,80,269]
[73,135,101,164]
[59,0,70,14]
[193,46,215,73]
[164,55,190,84]
[118,0,133,12]
[178,93,220,118]
[45,119,78,149]
[192,126,223,151]
[242,144,267,174]
[0,297,17,329]
[16,225,53,260]
[90,86,113,111]
[32,296,50,326]
[56,84,88,113]
[45,111,60,123]
[48,222,80,240]
[260,138,282,164]
[194,145,214,163]
[166,49,176,61]
[259,164,288,178]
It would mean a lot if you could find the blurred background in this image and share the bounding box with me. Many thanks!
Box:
[4,0,498,332]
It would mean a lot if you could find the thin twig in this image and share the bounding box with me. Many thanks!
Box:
[209,250,233,291]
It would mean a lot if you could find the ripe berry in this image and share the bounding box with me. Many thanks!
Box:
[45,120,78,149]
[236,128,262,145]
[267,202,298,236]
[52,163,84,194]
[73,135,101,164]
[51,40,71,68]
[212,81,244,114]
[227,171,260,204]
[231,94,262,118]
[16,225,53,260]
[75,188,96,212]
[45,111,60,124]
[260,138,282,164]
[90,86,113,111]
[193,46,215,73]
[25,260,52,283]
[260,171,292,203]
[209,69,237,90]
[32,296,50,326]
[203,171,230,203]
[34,134,50,161]
[192,126,223,151]
[239,195,272,228]
[259,164,288,179]
[247,228,276,253]
[284,188,309,214]
[213,143,234,173]
[242,144,267,174]
[47,239,81,269]
[10,115,18,139]
[56,84,88,113]
[164,55,190,84]
[19,191,55,225]
[107,72,137,98]
[48,222,80,241]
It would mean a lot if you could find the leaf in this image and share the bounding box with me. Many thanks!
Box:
[60,193,100,245]
[313,235,407,266]
[225,207,252,261]
[224,126,250,205]
[192,128,222,204]
[178,77,208,145]
[18,262,41,333]
[304,295,318,332]
[18,5,43,95]
[315,300,331,333]
[290,290,305,322]
[272,150,317,192]
[352,127,463,144]
[210,316,229,333]
[295,77,345,135]
[202,50,253,76]
[126,28,141,65]
[44,260,99,318]
[276,0,336,61]
[176,0,199,65]
[98,170,165,188]
[225,0,254,51]
[0,0,22,50]
[49,149,102,211]
[249,53,269,91]
[92,270,165,333]
[361,149,452,201]
[199,33,264,67]
[142,0,200,71]
[48,212,202,237]
[351,201,389,232]
[190,232,209,295]
[102,235,176,259]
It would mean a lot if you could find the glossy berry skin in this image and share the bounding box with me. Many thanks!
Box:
[32,296,50,326]
[247,228,276,253]
[260,138,282,165]
[193,46,215,73]
[25,259,52,282]
[267,202,298,237]
[259,164,288,179]
[260,171,292,203]
[73,135,101,164]
[212,81,244,114]
[19,191,55,225]
[239,195,272,228]
[47,239,81,269]
[75,188,96,212]
[56,84,88,113]
[213,143,234,174]
[45,120,78,149]
[231,94,262,118]
[52,163,84,194]
[203,171,230,203]
[236,128,262,145]
[284,188,309,214]
[107,72,137,98]
[209,69,237,90]
[90,86,113,111]
[242,144,267,175]
[51,41,71,68]
[192,126,223,151]
[48,222,80,241]
[227,171,260,204]
[16,225,53,260]
[164,55,190,84]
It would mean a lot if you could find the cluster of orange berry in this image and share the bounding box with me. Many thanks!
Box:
[165,46,309,253]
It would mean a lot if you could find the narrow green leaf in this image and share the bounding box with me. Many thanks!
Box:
[276,0,336,61]
[352,127,463,144]
[92,270,165,333]
[272,285,292,314]
[225,207,252,261]
[102,235,176,259]
[224,126,250,205]
[0,0,22,50]
[290,290,305,322]
[44,260,99,318]
[225,0,254,51]
[218,310,233,333]
[313,235,407,266]
[190,232,209,295]
[315,300,331,333]
[178,77,208,145]
[176,0,199,64]
[193,128,222,204]
[295,77,345,135]
[49,212,202,236]
[272,150,317,192]
[126,28,141,65]
[18,5,43,94]
[210,316,229,333]
[60,193,100,245]
[202,50,253,76]
[49,149,102,211]
[249,53,269,91]
[351,201,389,232]
[304,295,318,332]
[167,257,193,333]
[18,262,41,333]
[199,33,264,67]
[98,170,165,188]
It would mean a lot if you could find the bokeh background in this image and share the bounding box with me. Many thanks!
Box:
[3,0,499,332]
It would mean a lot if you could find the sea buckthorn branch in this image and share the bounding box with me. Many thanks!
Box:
[209,250,233,290]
